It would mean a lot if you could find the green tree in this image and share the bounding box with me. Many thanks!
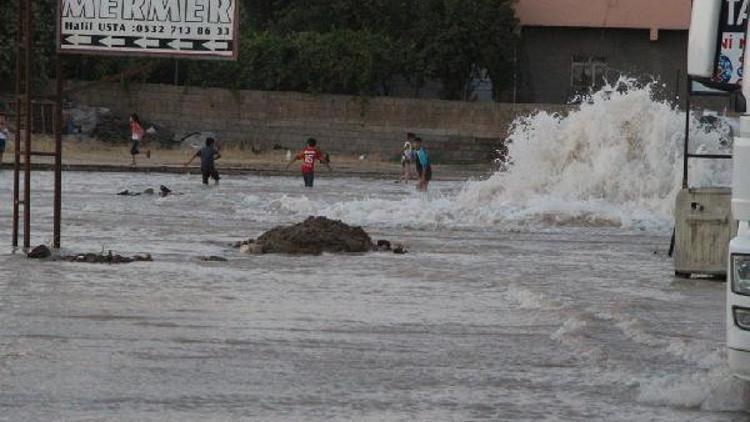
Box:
[184,30,401,96]
[415,0,518,100]
[265,0,519,100]
[0,0,59,93]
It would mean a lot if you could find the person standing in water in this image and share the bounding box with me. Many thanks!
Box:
[184,137,222,185]
[286,138,331,188]
[0,113,9,166]
[400,132,417,184]
[129,113,150,166]
[414,137,432,191]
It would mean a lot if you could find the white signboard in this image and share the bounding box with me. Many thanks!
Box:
[58,0,238,60]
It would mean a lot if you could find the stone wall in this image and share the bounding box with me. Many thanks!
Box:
[69,82,569,163]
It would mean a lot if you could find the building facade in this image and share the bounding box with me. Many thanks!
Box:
[514,0,691,104]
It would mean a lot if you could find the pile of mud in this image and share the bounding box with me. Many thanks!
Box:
[254,216,373,255]
[237,217,394,255]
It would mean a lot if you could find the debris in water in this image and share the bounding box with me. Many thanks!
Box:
[65,251,153,264]
[27,245,152,264]
[233,239,254,248]
[27,245,52,259]
[198,256,229,262]
[233,239,264,254]
[117,186,179,197]
[376,240,392,251]
[376,240,408,254]
[240,243,264,255]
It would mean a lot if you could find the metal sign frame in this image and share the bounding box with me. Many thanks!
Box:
[12,0,242,250]
[56,0,239,60]
[12,0,64,250]
[682,75,733,192]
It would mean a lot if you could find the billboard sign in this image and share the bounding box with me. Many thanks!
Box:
[713,0,749,86]
[58,0,238,60]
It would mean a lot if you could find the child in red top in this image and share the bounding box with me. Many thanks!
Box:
[129,113,150,166]
[286,138,331,187]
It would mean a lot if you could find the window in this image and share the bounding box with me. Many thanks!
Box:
[571,56,607,92]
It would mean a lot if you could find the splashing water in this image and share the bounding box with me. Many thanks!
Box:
[263,78,732,231]
[456,78,731,228]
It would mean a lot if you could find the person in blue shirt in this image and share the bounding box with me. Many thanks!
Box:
[414,137,431,191]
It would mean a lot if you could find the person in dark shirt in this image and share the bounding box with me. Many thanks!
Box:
[184,137,222,185]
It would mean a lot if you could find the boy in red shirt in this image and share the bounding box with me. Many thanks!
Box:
[286,138,331,187]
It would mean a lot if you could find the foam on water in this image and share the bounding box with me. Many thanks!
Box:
[505,285,555,310]
[636,366,750,412]
[503,275,745,413]
[249,78,731,231]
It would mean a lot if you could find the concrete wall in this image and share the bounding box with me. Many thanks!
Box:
[517,27,688,104]
[69,82,569,163]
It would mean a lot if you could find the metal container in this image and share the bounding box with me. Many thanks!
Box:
[674,187,737,277]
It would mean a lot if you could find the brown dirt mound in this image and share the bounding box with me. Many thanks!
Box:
[255,217,374,255]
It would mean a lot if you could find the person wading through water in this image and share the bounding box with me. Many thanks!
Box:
[184,137,222,185]
[286,138,332,188]
[414,137,432,191]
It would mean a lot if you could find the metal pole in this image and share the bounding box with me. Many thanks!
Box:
[513,44,518,104]
[23,0,32,250]
[12,0,23,248]
[683,75,690,189]
[53,55,63,249]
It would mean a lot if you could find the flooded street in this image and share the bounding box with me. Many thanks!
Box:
[0,171,745,421]
[4,0,747,417]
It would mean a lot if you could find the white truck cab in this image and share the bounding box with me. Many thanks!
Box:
[728,118,750,380]
[728,231,750,380]
[686,0,750,378]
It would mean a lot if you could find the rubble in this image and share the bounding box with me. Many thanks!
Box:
[26,245,152,264]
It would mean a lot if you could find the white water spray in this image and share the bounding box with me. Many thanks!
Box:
[262,78,732,230]
[456,78,731,228]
